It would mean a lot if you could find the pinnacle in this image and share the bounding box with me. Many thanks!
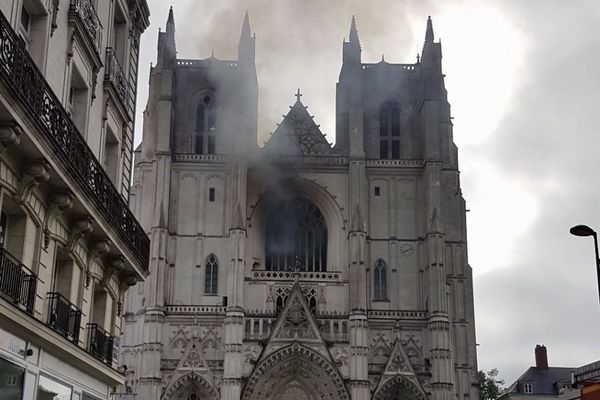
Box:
[167,6,174,26]
[241,10,251,40]
[425,15,434,43]
[349,15,361,48]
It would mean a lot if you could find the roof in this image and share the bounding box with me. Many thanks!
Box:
[504,367,574,397]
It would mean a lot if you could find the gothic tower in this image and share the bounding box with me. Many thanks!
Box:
[122,10,478,400]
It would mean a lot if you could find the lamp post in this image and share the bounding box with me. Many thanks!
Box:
[570,224,600,306]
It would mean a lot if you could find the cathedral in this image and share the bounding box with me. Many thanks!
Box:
[122,8,478,400]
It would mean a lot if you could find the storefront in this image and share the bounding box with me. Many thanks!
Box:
[0,327,112,400]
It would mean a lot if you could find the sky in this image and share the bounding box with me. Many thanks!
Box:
[136,0,600,385]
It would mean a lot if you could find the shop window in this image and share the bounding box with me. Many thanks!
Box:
[37,375,72,400]
[0,357,25,400]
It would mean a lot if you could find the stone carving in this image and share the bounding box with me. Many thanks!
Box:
[177,336,207,370]
[271,282,321,340]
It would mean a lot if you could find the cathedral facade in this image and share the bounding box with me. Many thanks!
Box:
[122,8,478,400]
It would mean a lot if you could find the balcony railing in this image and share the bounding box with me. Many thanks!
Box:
[105,47,128,107]
[86,323,115,364]
[0,248,36,314]
[47,292,82,344]
[69,0,103,56]
[0,11,149,270]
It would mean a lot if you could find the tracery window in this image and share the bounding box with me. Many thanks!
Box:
[265,198,327,272]
[374,259,388,301]
[379,102,400,159]
[194,95,216,154]
[204,254,218,295]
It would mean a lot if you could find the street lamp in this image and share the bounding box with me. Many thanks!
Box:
[570,224,600,305]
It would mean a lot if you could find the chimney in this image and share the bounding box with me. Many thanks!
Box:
[535,345,548,370]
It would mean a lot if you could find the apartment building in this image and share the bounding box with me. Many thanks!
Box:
[0,0,150,399]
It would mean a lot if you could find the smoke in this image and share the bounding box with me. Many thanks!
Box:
[163,0,442,144]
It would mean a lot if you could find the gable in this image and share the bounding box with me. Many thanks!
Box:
[268,281,324,342]
[263,99,332,156]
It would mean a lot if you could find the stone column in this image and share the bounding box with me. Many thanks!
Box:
[222,160,247,399]
[424,162,455,400]
[348,159,369,400]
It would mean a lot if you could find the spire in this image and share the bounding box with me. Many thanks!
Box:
[238,11,255,64]
[166,6,175,34]
[349,15,361,48]
[240,10,251,41]
[425,16,434,43]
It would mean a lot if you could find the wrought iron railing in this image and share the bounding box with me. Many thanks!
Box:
[86,323,114,364]
[0,11,149,270]
[69,0,103,55]
[47,292,82,344]
[0,248,36,314]
[105,47,128,107]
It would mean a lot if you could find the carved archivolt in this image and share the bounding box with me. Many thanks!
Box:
[373,374,426,400]
[161,372,218,400]
[242,343,349,400]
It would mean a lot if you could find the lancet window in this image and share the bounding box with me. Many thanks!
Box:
[204,254,218,295]
[265,198,327,272]
[194,95,216,154]
[379,102,401,159]
[374,259,388,300]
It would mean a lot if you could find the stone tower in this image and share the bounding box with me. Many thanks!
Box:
[122,10,478,400]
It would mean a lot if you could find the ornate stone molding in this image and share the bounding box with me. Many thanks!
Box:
[0,122,21,153]
[17,160,50,204]
[42,191,74,248]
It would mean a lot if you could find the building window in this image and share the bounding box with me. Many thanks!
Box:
[374,186,380,196]
[37,375,72,400]
[379,102,401,159]
[52,249,80,304]
[265,198,327,272]
[112,2,128,65]
[103,126,120,185]
[523,383,534,394]
[209,188,215,202]
[18,2,48,68]
[0,357,25,400]
[194,95,216,154]
[204,254,218,295]
[19,7,31,46]
[69,65,90,135]
[373,259,388,301]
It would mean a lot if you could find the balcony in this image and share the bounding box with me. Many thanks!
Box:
[69,0,103,58]
[105,47,129,111]
[47,292,82,344]
[86,323,115,365]
[0,11,149,270]
[0,248,36,314]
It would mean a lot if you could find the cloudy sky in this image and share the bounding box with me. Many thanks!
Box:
[136,0,600,384]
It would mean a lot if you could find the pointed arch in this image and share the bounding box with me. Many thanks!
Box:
[204,254,218,295]
[161,371,219,400]
[193,93,217,154]
[242,343,350,400]
[373,374,427,400]
[379,101,401,159]
[374,258,388,301]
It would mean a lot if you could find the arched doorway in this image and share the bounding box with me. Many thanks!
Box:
[161,372,219,400]
[242,343,349,400]
[373,375,427,400]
